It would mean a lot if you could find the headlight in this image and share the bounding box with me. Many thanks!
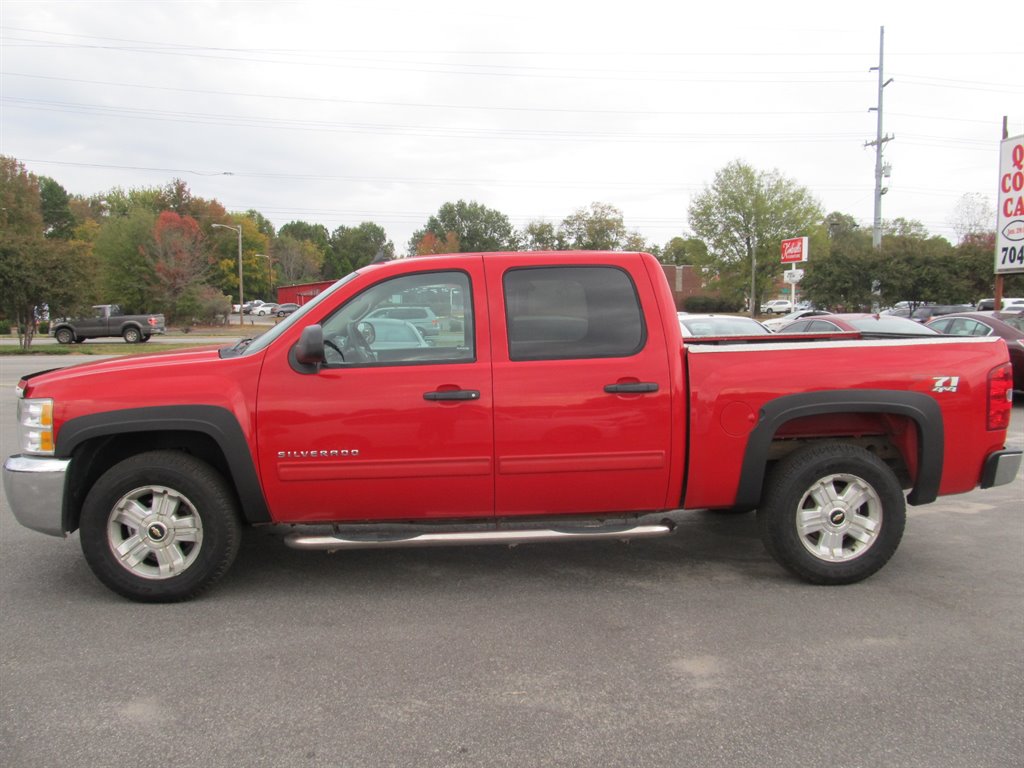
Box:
[17,398,55,455]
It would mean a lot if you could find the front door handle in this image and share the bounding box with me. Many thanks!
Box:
[424,390,481,401]
[604,382,659,394]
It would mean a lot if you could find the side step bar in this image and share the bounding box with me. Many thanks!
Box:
[284,522,675,552]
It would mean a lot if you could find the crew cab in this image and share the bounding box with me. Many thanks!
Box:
[51,304,165,344]
[4,252,1020,601]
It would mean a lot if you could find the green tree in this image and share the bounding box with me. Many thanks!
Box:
[659,236,708,266]
[688,161,823,313]
[38,176,76,239]
[0,156,95,349]
[521,220,561,251]
[801,216,877,311]
[559,202,628,250]
[325,223,393,278]
[272,235,324,285]
[209,216,271,302]
[94,208,158,312]
[410,200,519,255]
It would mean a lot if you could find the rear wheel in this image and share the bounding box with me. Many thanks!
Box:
[79,451,242,602]
[55,327,75,344]
[123,326,142,343]
[757,443,905,585]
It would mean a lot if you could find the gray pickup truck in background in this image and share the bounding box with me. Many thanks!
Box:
[51,304,166,344]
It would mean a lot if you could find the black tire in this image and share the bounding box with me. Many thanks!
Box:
[757,442,905,585]
[79,451,242,602]
[55,327,75,344]
[123,326,142,343]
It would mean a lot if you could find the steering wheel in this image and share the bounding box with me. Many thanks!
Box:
[344,322,377,363]
[324,338,346,363]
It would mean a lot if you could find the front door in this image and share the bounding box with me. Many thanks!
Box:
[255,264,493,523]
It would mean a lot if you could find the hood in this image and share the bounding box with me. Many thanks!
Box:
[20,345,228,397]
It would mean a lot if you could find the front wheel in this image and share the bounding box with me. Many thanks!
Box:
[79,451,242,602]
[123,326,142,343]
[757,443,906,585]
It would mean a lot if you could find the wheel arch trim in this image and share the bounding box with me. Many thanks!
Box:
[736,389,943,509]
[56,405,270,524]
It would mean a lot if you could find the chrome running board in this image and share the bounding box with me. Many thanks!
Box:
[284,522,674,552]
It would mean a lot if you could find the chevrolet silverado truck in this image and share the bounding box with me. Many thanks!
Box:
[4,252,1021,602]
[51,304,165,344]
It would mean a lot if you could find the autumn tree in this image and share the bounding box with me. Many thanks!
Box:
[688,161,823,314]
[147,211,211,318]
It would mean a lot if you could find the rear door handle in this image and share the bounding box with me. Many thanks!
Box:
[424,390,481,401]
[604,382,659,394]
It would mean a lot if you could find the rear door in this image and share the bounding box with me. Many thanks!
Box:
[484,254,675,516]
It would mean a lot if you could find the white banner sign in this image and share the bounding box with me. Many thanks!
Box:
[996,133,1024,274]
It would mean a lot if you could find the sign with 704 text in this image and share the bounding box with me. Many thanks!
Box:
[996,133,1024,274]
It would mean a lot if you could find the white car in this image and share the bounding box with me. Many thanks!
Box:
[677,313,770,337]
[759,299,793,315]
[762,308,831,332]
[252,303,279,316]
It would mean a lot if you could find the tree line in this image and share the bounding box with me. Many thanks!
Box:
[1,154,1019,349]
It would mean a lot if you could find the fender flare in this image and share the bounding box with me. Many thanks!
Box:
[56,405,271,524]
[735,389,943,509]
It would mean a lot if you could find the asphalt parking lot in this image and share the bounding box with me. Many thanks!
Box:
[1,354,1021,768]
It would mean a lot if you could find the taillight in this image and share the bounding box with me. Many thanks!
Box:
[987,363,1013,430]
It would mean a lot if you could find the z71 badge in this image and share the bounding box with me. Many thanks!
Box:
[932,376,960,393]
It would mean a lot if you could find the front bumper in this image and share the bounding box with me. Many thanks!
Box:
[2,455,71,537]
[980,450,1023,489]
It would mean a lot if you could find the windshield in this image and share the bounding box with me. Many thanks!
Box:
[235,272,361,356]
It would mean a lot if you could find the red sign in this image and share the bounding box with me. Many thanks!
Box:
[781,237,808,264]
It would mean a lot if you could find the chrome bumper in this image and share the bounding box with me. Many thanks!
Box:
[980,450,1023,489]
[2,455,71,537]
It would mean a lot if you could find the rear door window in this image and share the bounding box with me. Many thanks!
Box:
[502,266,646,361]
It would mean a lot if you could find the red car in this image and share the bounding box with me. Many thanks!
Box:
[775,313,940,337]
[927,311,1024,391]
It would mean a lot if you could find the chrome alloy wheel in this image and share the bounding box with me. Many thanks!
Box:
[795,473,882,563]
[106,485,204,580]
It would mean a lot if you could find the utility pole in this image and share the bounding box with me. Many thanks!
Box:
[865,26,894,249]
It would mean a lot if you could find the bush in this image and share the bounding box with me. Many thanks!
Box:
[38,321,49,335]
[0,320,10,334]
[683,295,744,313]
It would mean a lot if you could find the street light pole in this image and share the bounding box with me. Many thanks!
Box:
[212,223,243,325]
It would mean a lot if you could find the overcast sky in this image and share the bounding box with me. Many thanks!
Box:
[2,0,1021,253]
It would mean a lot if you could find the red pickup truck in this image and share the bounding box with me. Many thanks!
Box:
[4,252,1020,601]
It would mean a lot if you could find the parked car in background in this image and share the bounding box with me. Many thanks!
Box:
[677,313,770,337]
[759,299,793,315]
[776,313,940,337]
[976,298,1024,311]
[252,303,279,317]
[51,305,165,344]
[927,311,1024,391]
[358,318,431,352]
[275,303,300,317]
[364,305,440,336]
[910,304,973,323]
[762,308,832,332]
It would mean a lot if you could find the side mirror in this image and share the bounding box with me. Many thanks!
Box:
[292,324,325,371]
